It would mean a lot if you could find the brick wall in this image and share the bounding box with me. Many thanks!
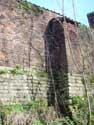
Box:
[0,0,58,69]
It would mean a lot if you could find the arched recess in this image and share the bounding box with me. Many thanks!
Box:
[44,18,71,115]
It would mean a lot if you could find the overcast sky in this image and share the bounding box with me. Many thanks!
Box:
[28,0,94,25]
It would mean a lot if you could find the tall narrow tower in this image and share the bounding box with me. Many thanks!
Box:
[87,12,94,28]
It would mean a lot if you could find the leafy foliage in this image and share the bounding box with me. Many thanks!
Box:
[70,96,94,125]
[71,96,85,108]
[0,97,94,125]
[10,65,23,75]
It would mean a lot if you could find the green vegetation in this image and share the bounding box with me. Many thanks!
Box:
[69,96,94,125]
[0,66,94,124]
[71,96,85,108]
[0,69,8,75]
[0,66,23,75]
[18,0,32,10]
[0,103,24,115]
[0,99,62,125]
[0,66,48,78]
[18,0,43,15]
[0,97,94,125]
[9,65,23,75]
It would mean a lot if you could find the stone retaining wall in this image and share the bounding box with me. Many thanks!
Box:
[68,73,94,97]
[0,73,49,103]
[0,72,94,103]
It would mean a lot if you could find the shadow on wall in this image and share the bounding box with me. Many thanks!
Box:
[44,18,70,116]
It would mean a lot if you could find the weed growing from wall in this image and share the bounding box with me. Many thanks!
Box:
[0,66,48,79]
[18,0,43,15]
[18,0,32,10]
[0,69,8,74]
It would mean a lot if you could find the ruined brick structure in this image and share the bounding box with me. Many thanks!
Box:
[0,0,58,69]
[0,0,94,72]
[0,0,94,108]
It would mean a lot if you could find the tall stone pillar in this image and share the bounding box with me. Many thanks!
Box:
[87,12,94,29]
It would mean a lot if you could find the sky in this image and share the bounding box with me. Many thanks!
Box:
[27,0,94,26]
